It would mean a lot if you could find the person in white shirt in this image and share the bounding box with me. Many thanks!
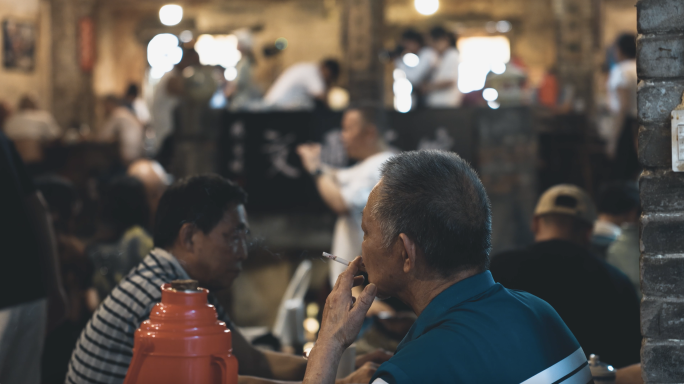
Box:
[151,49,200,154]
[124,84,151,126]
[607,34,639,180]
[423,27,462,108]
[297,105,393,289]
[264,59,340,110]
[97,95,144,165]
[394,29,437,101]
[4,96,61,164]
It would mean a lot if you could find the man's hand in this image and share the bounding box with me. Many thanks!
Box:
[355,349,393,368]
[303,257,377,384]
[336,362,379,384]
[318,257,376,349]
[296,143,322,174]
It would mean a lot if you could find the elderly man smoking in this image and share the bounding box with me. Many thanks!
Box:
[304,150,592,384]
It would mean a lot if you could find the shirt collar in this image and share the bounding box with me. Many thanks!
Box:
[150,247,192,280]
[397,270,496,351]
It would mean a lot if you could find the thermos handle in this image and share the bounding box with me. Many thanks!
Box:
[211,354,238,384]
[123,338,154,384]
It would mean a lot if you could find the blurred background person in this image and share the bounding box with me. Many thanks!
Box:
[264,58,340,110]
[35,175,94,384]
[0,130,66,384]
[490,185,641,368]
[127,158,172,228]
[96,95,144,166]
[123,83,151,126]
[87,176,153,303]
[394,29,437,106]
[592,181,640,258]
[151,48,200,154]
[297,105,393,289]
[598,182,641,298]
[607,33,638,180]
[422,26,462,108]
[226,28,263,111]
[3,95,61,169]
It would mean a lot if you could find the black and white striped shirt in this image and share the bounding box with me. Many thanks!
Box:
[65,248,232,384]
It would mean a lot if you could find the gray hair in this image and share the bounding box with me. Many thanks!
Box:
[370,150,492,275]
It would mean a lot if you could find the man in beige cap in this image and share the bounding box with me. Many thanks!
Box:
[490,184,641,369]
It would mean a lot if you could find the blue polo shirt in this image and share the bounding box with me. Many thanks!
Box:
[370,271,592,384]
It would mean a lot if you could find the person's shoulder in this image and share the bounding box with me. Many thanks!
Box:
[364,151,395,168]
[420,47,438,59]
[504,288,557,313]
[599,256,637,292]
[289,62,317,74]
[492,248,529,261]
[444,48,460,61]
[119,255,171,290]
[490,248,530,269]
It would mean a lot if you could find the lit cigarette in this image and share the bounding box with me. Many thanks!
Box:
[322,252,367,273]
[322,252,352,266]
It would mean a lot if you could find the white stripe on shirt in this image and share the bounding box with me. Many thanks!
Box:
[520,347,590,384]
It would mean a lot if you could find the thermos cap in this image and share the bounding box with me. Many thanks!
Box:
[171,279,201,292]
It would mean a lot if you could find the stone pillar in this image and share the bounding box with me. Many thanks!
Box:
[552,0,598,113]
[636,0,684,382]
[341,0,384,103]
[50,0,96,130]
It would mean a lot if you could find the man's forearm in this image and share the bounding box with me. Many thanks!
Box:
[238,376,300,384]
[232,327,306,380]
[316,175,348,215]
[263,350,308,381]
[303,343,345,384]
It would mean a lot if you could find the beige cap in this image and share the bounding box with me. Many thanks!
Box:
[534,184,597,224]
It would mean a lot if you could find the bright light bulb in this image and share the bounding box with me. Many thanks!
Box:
[394,94,412,113]
[457,62,489,93]
[147,33,181,72]
[483,88,499,101]
[488,101,500,109]
[490,62,506,75]
[393,78,413,95]
[496,20,512,33]
[414,0,439,15]
[195,34,241,67]
[179,30,193,43]
[150,67,168,79]
[224,67,237,81]
[159,4,183,26]
[393,69,407,80]
[303,318,320,333]
[328,87,350,111]
[402,53,420,68]
[306,303,319,318]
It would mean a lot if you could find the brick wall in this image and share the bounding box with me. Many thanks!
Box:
[637,1,684,382]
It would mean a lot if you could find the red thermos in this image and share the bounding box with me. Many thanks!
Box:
[123,280,238,384]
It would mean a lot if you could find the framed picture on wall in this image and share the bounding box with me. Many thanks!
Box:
[2,19,36,72]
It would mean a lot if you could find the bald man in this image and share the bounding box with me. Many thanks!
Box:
[127,159,171,224]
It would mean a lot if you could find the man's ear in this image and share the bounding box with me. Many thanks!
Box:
[531,216,540,236]
[178,222,197,252]
[398,233,417,274]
